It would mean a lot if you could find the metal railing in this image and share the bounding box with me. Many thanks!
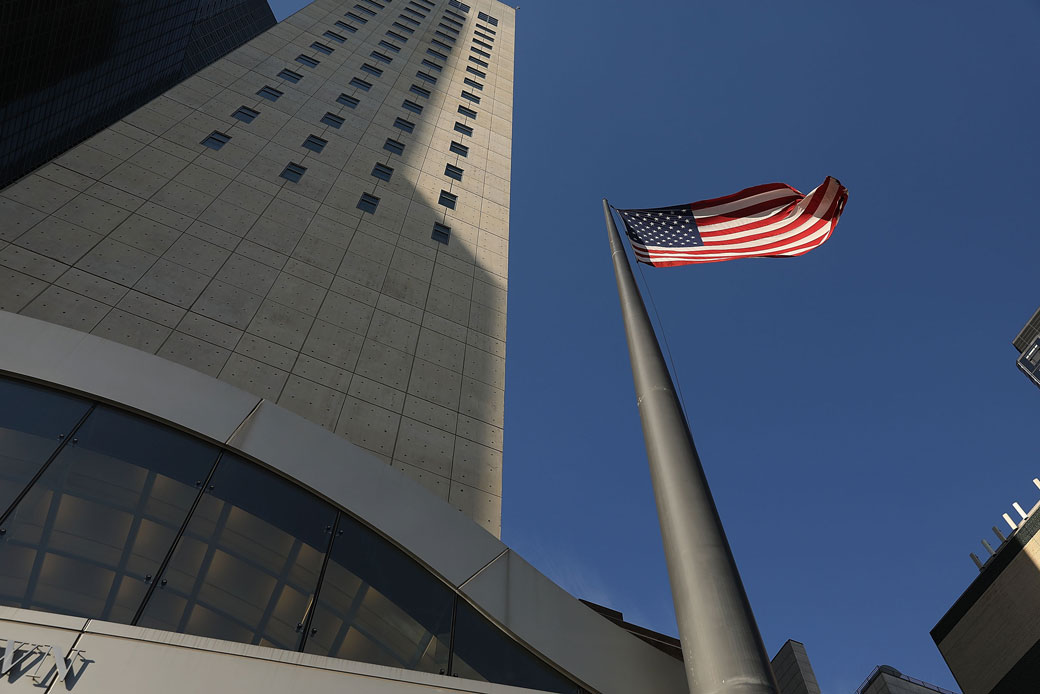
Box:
[854,665,959,694]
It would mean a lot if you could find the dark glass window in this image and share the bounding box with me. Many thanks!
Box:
[383,138,405,155]
[281,163,307,182]
[371,163,394,181]
[398,14,420,27]
[438,22,459,35]
[363,0,386,8]
[449,140,468,156]
[278,68,303,83]
[404,7,425,19]
[357,193,380,214]
[337,93,360,108]
[257,86,283,101]
[416,71,437,84]
[454,122,473,136]
[303,135,328,153]
[346,11,368,23]
[387,29,410,41]
[466,65,486,79]
[393,117,415,133]
[474,31,494,42]
[434,30,456,43]
[474,39,493,51]
[426,50,446,64]
[0,380,90,519]
[233,106,259,123]
[324,30,347,43]
[410,84,431,99]
[438,191,457,209]
[321,113,345,128]
[451,600,578,694]
[201,131,231,150]
[136,454,336,650]
[476,24,496,35]
[442,16,463,29]
[311,42,334,55]
[303,514,453,674]
[0,406,218,624]
[464,77,483,91]
[354,3,376,16]
[431,222,451,245]
[402,100,423,114]
[391,22,414,34]
[461,90,480,104]
[469,56,488,68]
[421,59,443,73]
[370,51,393,64]
[444,164,463,181]
[296,55,320,68]
[471,47,490,58]
[379,40,401,52]
[335,20,358,33]
[360,63,383,77]
[431,39,452,52]
[446,4,468,18]
[458,105,477,119]
[350,77,373,91]
[477,11,490,22]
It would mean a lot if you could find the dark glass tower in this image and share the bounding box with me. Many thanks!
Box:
[0,0,276,189]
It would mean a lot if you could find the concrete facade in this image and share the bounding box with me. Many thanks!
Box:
[0,0,512,534]
[855,666,958,694]
[769,640,820,694]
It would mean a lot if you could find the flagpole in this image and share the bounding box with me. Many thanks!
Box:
[603,198,778,694]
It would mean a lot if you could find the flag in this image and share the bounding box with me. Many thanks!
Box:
[615,176,848,267]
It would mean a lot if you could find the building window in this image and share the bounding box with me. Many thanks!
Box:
[464,77,483,90]
[335,20,358,32]
[360,63,383,77]
[354,3,377,16]
[416,71,437,84]
[296,54,320,68]
[458,105,477,119]
[426,49,447,62]
[387,28,410,40]
[393,117,415,133]
[281,162,307,182]
[257,86,283,101]
[476,23,496,35]
[337,93,360,108]
[438,190,457,209]
[384,138,405,155]
[357,193,380,213]
[447,3,469,16]
[345,11,368,23]
[378,40,401,52]
[473,39,493,50]
[431,39,452,52]
[312,42,334,55]
[232,106,259,122]
[324,30,347,43]
[438,22,459,35]
[442,15,463,29]
[449,140,468,156]
[432,222,451,244]
[398,14,420,27]
[200,131,231,150]
[434,30,457,43]
[363,0,386,7]
[444,164,463,181]
[402,99,423,114]
[410,84,431,98]
[370,51,393,64]
[469,56,488,68]
[466,65,486,78]
[461,91,480,104]
[303,135,328,153]
[474,31,494,42]
[278,68,303,83]
[403,7,425,19]
[471,47,491,58]
[372,163,394,181]
[422,59,443,72]
[453,122,473,136]
[350,77,373,90]
[321,112,345,128]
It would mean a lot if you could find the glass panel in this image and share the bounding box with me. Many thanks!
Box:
[304,513,453,675]
[0,406,217,623]
[138,454,335,650]
[0,378,91,518]
[451,600,580,694]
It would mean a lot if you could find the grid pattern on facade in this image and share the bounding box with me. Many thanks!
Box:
[0,0,515,534]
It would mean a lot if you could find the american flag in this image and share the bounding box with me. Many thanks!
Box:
[616,177,848,267]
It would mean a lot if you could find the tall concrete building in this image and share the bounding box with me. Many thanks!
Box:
[0,2,688,693]
[0,0,277,189]
[1012,306,1040,390]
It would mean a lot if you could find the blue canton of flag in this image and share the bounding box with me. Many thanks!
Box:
[616,206,704,249]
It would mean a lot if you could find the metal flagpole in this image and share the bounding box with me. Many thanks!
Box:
[603,198,778,694]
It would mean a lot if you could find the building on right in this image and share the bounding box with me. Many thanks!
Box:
[931,480,1040,694]
[1012,306,1040,390]
[855,665,959,694]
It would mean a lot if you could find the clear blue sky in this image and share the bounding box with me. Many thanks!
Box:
[271,1,1040,690]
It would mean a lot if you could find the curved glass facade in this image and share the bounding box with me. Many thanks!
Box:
[0,376,586,694]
